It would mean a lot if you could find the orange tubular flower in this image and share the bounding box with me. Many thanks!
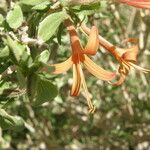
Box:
[50,20,115,113]
[117,0,150,9]
[81,24,150,85]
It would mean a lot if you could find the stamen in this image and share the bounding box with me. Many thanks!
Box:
[121,60,131,72]
[128,62,150,73]
[79,64,96,113]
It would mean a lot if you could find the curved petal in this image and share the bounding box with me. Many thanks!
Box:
[83,55,116,81]
[113,63,129,85]
[81,24,139,62]
[118,0,150,9]
[112,74,126,86]
[83,26,99,55]
[50,57,72,74]
[70,64,82,96]
[81,23,116,55]
[120,38,138,61]
[113,60,150,85]
[121,46,138,62]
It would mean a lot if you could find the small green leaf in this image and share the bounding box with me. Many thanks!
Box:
[0,60,11,74]
[35,50,50,64]
[0,46,9,58]
[19,0,49,6]
[19,50,33,73]
[16,67,26,88]
[6,36,32,71]
[29,50,50,73]
[6,4,23,29]
[60,0,99,6]
[32,1,50,10]
[33,76,58,106]
[0,80,18,97]
[0,109,24,130]
[71,2,101,15]
[38,11,68,42]
[6,36,26,64]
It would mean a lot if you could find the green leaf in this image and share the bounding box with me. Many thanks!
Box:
[71,2,101,15]
[60,0,99,6]
[6,4,23,29]
[0,46,10,58]
[33,75,58,106]
[29,50,50,73]
[0,60,11,74]
[80,2,101,10]
[35,50,50,64]
[0,109,24,130]
[19,50,33,73]
[19,0,49,6]
[16,67,26,88]
[38,11,68,42]
[6,36,32,70]
[6,36,26,64]
[0,80,18,97]
[32,1,50,10]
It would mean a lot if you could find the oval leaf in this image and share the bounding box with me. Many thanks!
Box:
[6,36,26,64]
[32,1,50,10]
[33,76,58,106]
[6,4,23,29]
[38,11,68,42]
[35,50,50,64]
